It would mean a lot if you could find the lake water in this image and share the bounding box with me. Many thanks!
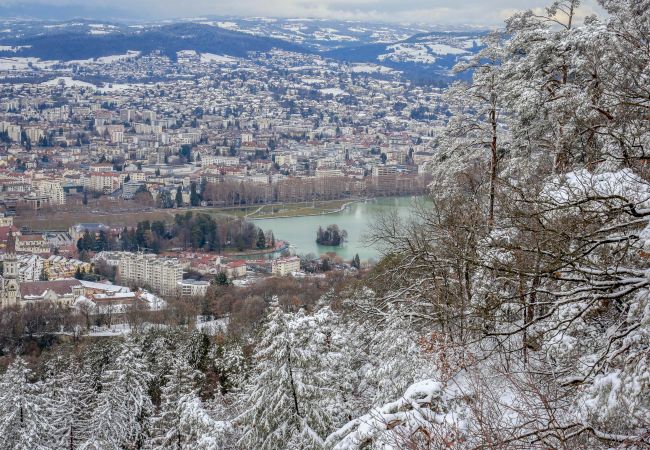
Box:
[253,196,426,262]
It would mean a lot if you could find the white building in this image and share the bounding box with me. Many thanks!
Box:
[17,254,44,282]
[15,234,50,254]
[177,279,210,298]
[34,179,66,205]
[117,253,184,297]
[271,256,301,276]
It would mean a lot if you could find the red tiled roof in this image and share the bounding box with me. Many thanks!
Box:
[20,279,81,297]
[226,260,247,268]
[0,226,19,243]
[18,235,45,242]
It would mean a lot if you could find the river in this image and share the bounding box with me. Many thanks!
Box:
[253,196,427,262]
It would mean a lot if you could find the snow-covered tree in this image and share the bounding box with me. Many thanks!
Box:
[150,356,213,449]
[358,309,431,406]
[441,32,508,227]
[83,337,152,449]
[0,357,54,450]
[237,299,346,449]
[326,379,462,450]
[358,1,650,447]
[43,356,97,449]
[211,339,249,393]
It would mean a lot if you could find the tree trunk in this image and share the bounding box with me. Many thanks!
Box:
[286,342,301,418]
[488,106,498,229]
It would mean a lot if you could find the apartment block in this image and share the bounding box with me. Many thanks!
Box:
[117,252,184,297]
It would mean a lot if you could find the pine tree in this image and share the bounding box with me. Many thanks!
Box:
[190,182,200,207]
[83,338,152,449]
[214,272,229,287]
[359,309,428,406]
[237,300,343,449]
[0,357,54,449]
[149,357,201,449]
[80,231,95,253]
[43,356,96,449]
[95,230,109,252]
[256,229,266,249]
[175,186,183,208]
[211,341,249,393]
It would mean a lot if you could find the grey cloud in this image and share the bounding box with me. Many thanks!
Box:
[0,0,604,24]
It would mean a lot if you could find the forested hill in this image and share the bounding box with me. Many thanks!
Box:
[1,1,649,449]
[0,18,485,82]
[0,23,309,61]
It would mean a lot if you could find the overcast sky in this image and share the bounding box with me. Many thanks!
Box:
[1,0,604,25]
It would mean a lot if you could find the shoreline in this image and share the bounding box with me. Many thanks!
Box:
[220,242,289,258]
[15,194,425,232]
[249,198,366,221]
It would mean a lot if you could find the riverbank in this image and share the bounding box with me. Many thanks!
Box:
[14,195,420,232]
[219,241,289,259]
[249,198,365,220]
[13,199,357,231]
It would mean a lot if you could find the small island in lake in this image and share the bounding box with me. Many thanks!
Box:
[316,224,348,247]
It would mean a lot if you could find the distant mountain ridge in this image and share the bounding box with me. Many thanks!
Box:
[324,31,486,83]
[0,18,488,83]
[0,22,308,61]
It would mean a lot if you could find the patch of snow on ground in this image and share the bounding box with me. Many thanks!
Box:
[200,53,237,64]
[41,77,98,89]
[177,49,198,57]
[217,21,239,31]
[427,43,469,55]
[39,77,149,92]
[320,87,347,96]
[0,57,59,70]
[350,63,395,74]
[462,38,483,49]
[379,43,437,64]
[312,30,359,42]
[302,77,324,85]
[95,51,140,63]
[67,51,140,66]
[0,45,31,52]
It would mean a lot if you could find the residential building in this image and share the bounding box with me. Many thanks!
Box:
[15,234,50,254]
[224,260,247,278]
[177,279,210,297]
[271,256,301,276]
[117,252,184,297]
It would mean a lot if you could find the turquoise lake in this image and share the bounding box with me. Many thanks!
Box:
[253,196,427,262]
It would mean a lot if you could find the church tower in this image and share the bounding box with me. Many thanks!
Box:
[2,231,19,307]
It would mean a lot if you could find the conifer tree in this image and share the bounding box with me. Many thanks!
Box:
[238,300,344,449]
[44,356,96,449]
[175,186,183,208]
[0,358,53,450]
[150,357,201,449]
[83,338,152,449]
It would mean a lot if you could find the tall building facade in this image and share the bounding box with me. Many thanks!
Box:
[0,232,20,308]
[117,253,183,297]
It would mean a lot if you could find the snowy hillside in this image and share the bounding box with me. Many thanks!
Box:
[0,17,485,83]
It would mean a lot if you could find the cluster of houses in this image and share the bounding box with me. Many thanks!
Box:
[0,232,166,317]
[0,48,437,213]
[0,213,311,319]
